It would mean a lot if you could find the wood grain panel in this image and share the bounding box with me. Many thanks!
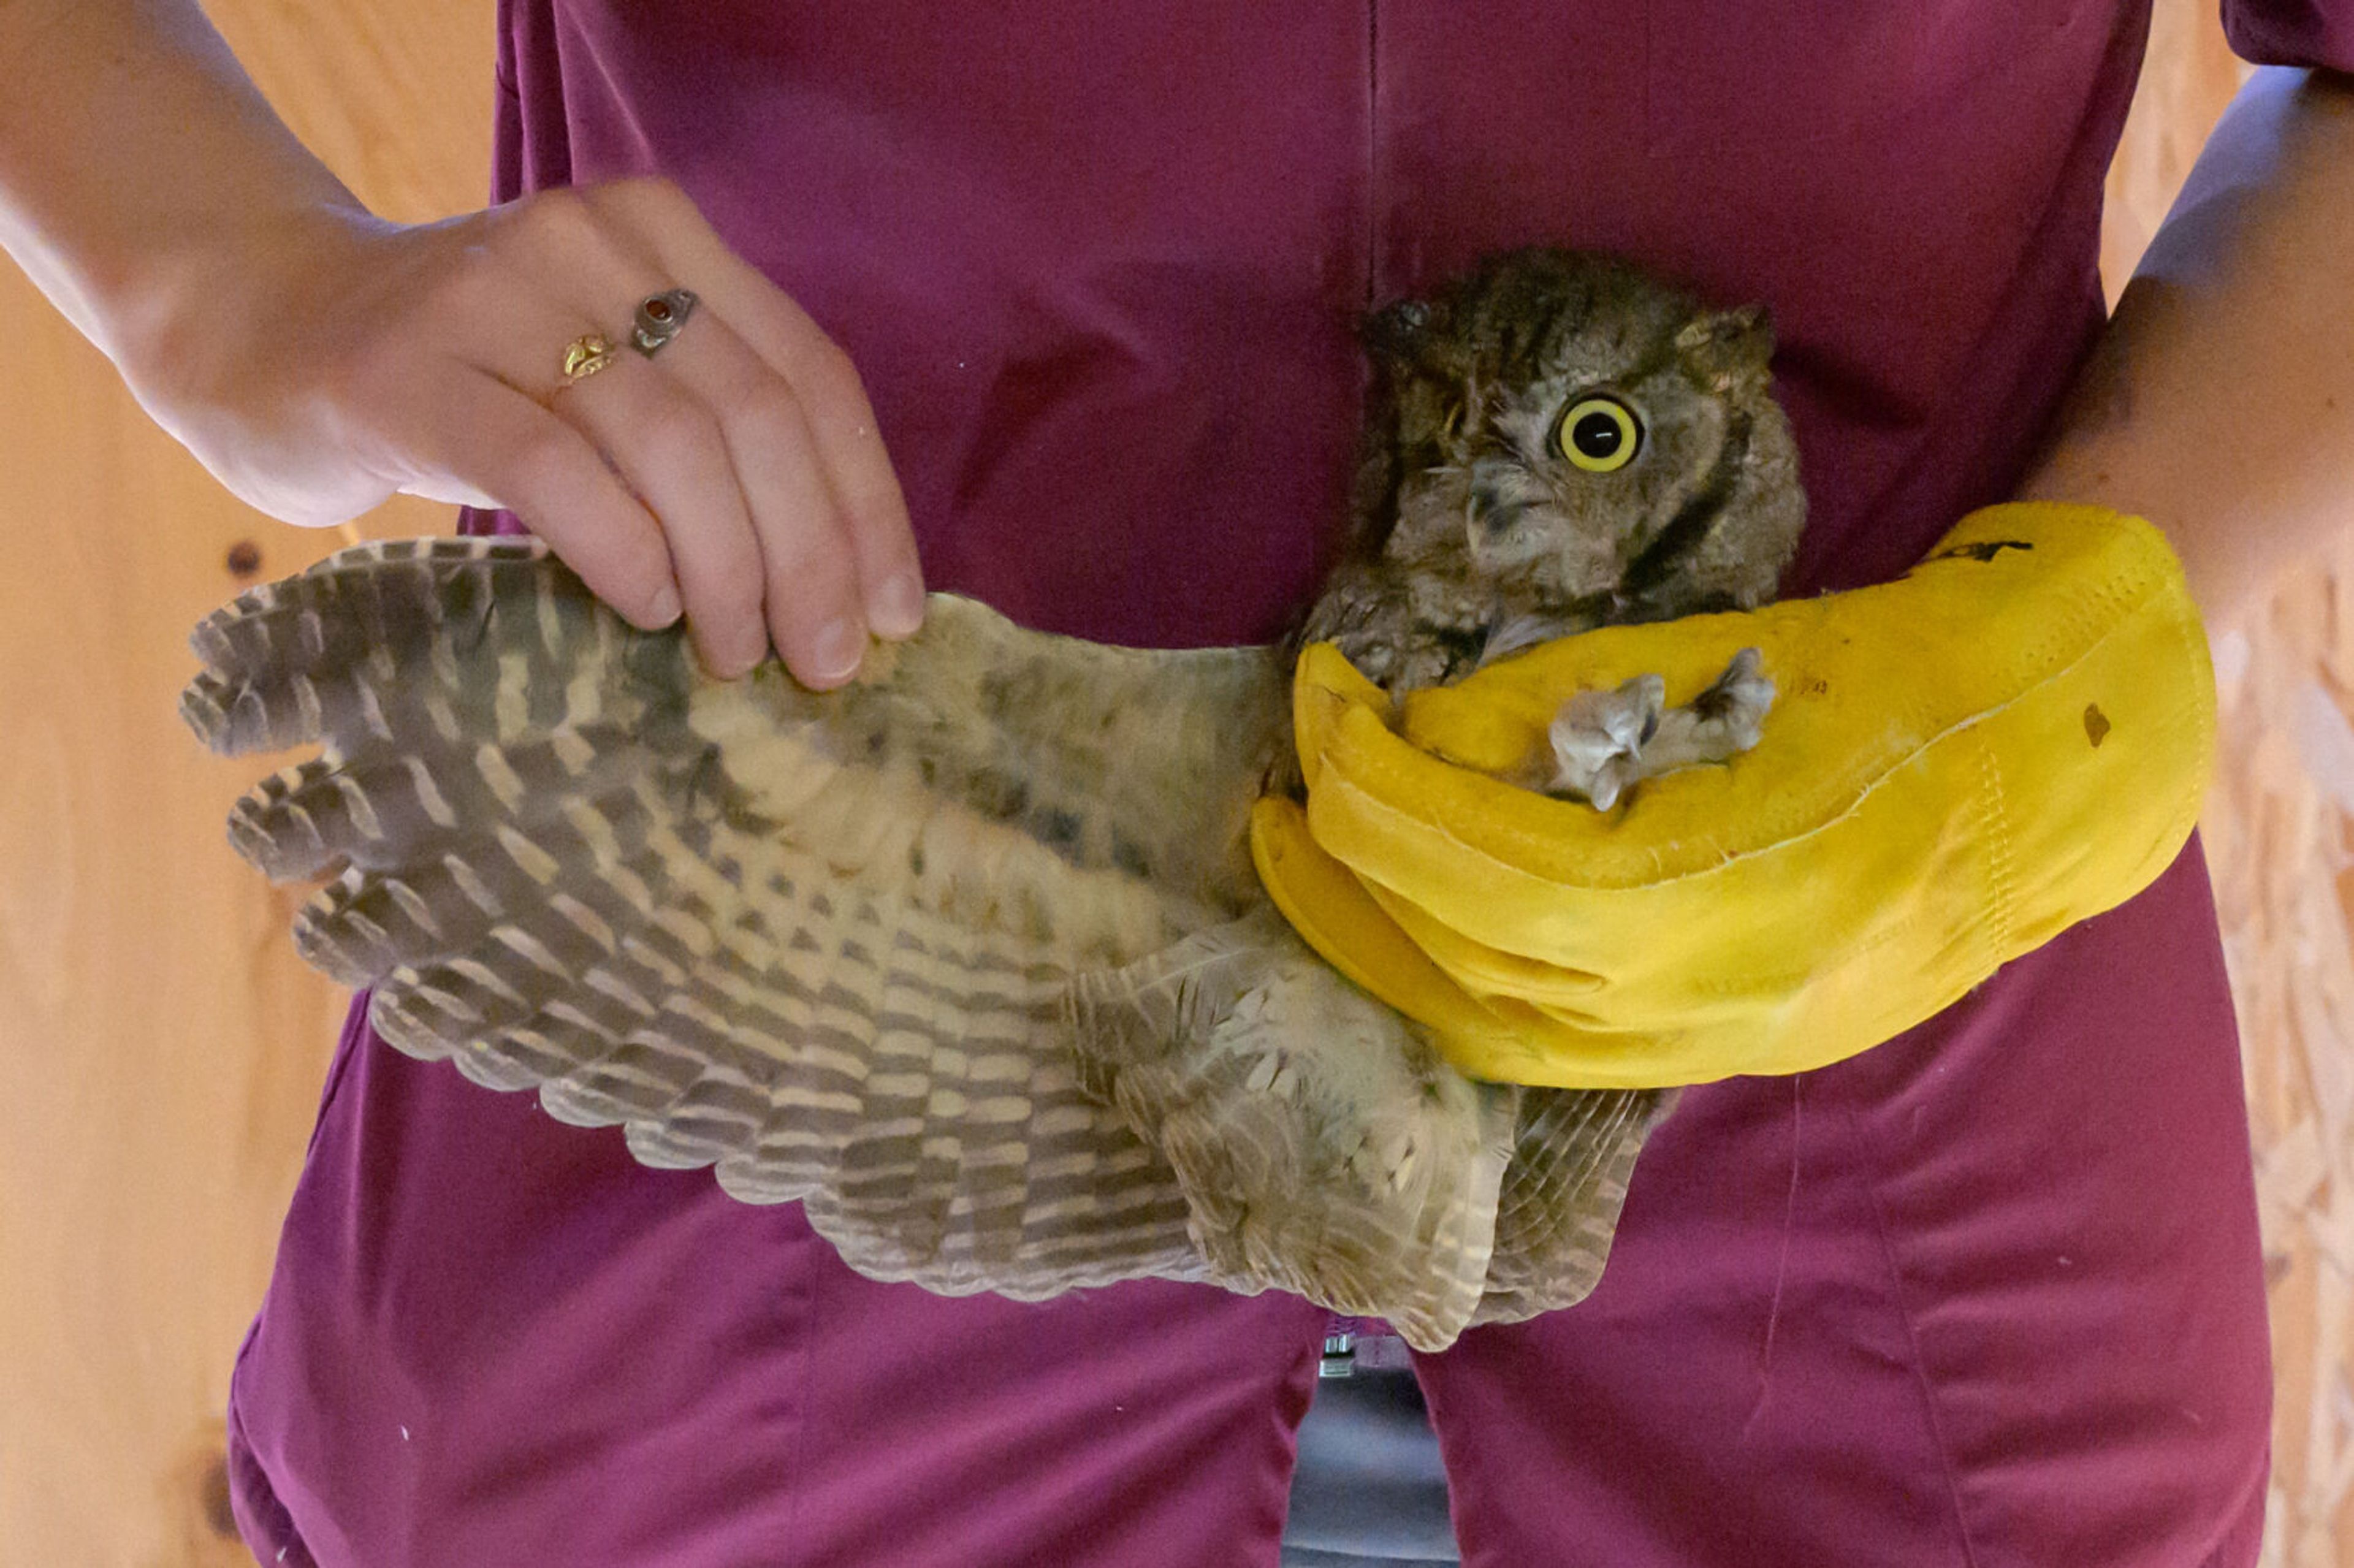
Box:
[0,5,490,1564]
[2103,11,2354,1566]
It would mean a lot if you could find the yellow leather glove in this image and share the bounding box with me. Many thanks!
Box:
[1251,503,2216,1089]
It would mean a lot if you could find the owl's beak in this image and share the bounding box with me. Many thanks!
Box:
[1465,475,1522,541]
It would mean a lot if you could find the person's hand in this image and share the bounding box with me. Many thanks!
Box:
[1255,504,2217,1089]
[122,178,920,687]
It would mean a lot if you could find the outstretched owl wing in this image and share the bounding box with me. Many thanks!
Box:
[183,537,1666,1349]
[181,536,1301,1300]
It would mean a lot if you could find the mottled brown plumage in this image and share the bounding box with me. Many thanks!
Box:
[1302,248,1801,693]
[181,249,1804,1350]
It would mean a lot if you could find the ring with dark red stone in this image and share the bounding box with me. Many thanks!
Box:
[631,288,699,356]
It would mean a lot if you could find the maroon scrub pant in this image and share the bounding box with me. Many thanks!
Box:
[229,848,2266,1566]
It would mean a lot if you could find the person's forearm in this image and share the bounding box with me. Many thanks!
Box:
[0,2,923,685]
[0,0,365,370]
[2020,67,2354,625]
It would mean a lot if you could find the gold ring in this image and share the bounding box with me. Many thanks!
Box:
[560,332,617,386]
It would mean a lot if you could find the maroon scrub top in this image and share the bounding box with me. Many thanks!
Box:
[229,4,2347,1564]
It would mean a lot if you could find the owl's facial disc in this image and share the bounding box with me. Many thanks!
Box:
[1460,382,1655,593]
[1614,404,1753,611]
[1361,252,1804,657]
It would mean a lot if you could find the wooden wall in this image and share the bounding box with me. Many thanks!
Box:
[0,7,490,1566]
[0,2,2342,1563]
[2103,14,2354,1564]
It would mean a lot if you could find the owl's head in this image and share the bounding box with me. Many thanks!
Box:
[1359,249,1805,629]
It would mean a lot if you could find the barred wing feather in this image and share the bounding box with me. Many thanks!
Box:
[181,536,1665,1349]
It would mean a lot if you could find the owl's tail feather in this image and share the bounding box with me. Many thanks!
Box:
[1471,1084,1672,1327]
[1068,910,1517,1350]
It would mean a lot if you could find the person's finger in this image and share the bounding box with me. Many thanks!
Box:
[372,247,706,638]
[473,183,877,682]
[406,366,681,630]
[619,307,872,685]
[768,333,925,639]
[590,180,924,637]
[522,299,864,685]
[538,346,776,678]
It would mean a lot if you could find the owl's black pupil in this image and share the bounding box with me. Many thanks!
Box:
[1572,411,1625,460]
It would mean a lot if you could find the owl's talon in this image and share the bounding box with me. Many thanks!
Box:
[1691,648,1773,739]
[1543,652,1775,808]
[1547,674,1663,807]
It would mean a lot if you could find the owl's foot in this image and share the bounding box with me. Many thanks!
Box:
[1547,674,1667,810]
[1547,647,1772,809]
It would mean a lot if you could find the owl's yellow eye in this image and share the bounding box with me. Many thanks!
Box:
[1558,397,1641,473]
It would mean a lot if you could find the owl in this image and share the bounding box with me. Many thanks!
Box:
[181,250,1805,1350]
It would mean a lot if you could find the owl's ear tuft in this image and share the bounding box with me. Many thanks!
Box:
[1364,299,1433,359]
[1363,297,1466,382]
[1674,304,1775,392]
